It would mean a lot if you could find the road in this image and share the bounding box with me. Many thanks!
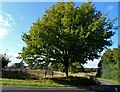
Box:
[1,85,95,92]
[99,80,118,85]
[1,80,120,92]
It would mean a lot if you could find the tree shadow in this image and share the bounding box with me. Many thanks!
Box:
[49,76,99,87]
[49,76,120,92]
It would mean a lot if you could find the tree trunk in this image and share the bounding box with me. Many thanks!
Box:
[65,64,69,77]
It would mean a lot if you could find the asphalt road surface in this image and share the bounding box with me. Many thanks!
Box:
[99,80,118,85]
[1,85,95,92]
[1,80,120,92]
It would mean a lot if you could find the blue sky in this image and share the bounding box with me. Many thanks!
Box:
[0,2,118,67]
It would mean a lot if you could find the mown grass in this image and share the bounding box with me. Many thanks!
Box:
[0,76,99,87]
[0,78,65,87]
[1,69,99,87]
[97,78,120,85]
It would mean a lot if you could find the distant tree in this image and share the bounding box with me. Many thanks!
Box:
[0,53,11,68]
[48,63,63,71]
[69,62,84,73]
[96,46,120,80]
[11,61,25,69]
[19,2,116,77]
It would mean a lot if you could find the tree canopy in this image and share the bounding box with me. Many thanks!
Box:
[19,2,116,77]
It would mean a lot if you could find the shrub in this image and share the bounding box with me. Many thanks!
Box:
[2,69,38,80]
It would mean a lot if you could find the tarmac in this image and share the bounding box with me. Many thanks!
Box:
[1,79,120,92]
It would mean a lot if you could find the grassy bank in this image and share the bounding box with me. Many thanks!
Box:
[1,69,98,87]
[0,76,98,87]
[0,78,65,87]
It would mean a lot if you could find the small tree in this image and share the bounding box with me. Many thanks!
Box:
[0,53,11,68]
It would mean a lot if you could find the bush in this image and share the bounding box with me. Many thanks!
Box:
[2,69,38,80]
[96,47,120,81]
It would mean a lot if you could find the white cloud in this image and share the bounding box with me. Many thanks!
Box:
[7,53,21,66]
[0,28,8,38]
[83,59,100,68]
[7,53,28,66]
[83,50,106,68]
[0,15,3,22]
[0,13,15,39]
[107,5,114,11]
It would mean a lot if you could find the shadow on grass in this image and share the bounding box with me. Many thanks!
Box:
[47,76,120,92]
[49,76,99,87]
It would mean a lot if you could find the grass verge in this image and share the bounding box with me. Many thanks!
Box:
[0,76,99,87]
[0,78,65,87]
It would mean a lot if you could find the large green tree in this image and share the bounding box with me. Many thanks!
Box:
[19,2,116,77]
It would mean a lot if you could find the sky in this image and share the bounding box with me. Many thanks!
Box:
[0,1,119,68]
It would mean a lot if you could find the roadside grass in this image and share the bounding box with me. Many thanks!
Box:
[1,69,99,87]
[0,78,65,87]
[0,76,99,87]
[97,78,120,85]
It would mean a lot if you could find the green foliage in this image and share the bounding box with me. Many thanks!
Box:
[69,62,83,73]
[0,53,11,68]
[19,2,116,77]
[48,63,64,72]
[96,46,120,81]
